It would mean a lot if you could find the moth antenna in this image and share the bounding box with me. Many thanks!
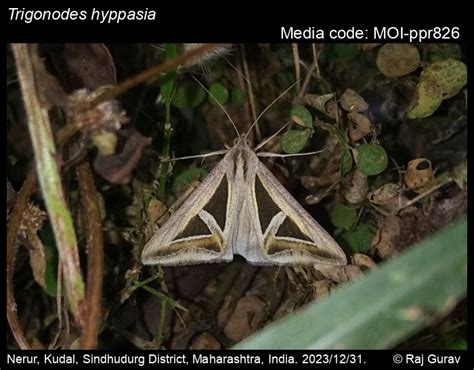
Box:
[191,75,240,139]
[163,149,229,162]
[257,149,324,158]
[222,55,251,85]
[254,120,292,151]
[244,80,299,141]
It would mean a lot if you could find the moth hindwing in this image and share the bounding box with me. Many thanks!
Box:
[141,138,347,266]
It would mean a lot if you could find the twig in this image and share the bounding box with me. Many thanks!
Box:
[139,285,187,312]
[76,160,104,349]
[398,178,454,212]
[90,44,220,107]
[12,43,86,327]
[292,43,301,94]
[312,44,321,80]
[241,44,260,141]
[298,62,316,98]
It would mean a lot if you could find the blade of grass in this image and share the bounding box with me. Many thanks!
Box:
[236,218,467,349]
[12,44,86,327]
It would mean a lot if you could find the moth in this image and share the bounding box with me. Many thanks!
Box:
[141,137,347,267]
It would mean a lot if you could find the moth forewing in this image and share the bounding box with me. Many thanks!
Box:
[141,153,234,265]
[250,151,347,266]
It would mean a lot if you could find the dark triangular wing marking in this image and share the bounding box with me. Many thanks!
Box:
[254,161,347,265]
[141,159,232,266]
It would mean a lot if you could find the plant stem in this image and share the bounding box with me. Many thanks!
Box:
[76,160,104,349]
[12,44,86,327]
[158,123,173,199]
[155,300,168,349]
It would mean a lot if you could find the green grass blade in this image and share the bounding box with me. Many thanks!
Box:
[235,218,467,349]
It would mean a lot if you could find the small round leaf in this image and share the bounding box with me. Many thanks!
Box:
[172,80,206,108]
[339,223,377,254]
[231,87,246,105]
[291,105,313,128]
[172,167,208,194]
[280,129,311,154]
[330,204,357,229]
[376,43,420,77]
[209,82,229,105]
[355,143,388,176]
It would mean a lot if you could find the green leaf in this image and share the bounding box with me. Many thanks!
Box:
[231,87,246,106]
[341,149,353,176]
[171,167,209,194]
[425,58,467,99]
[208,82,229,105]
[325,44,360,61]
[330,204,357,230]
[236,218,467,349]
[290,105,313,128]
[172,80,206,108]
[424,44,462,64]
[39,225,58,298]
[443,334,467,350]
[355,143,388,176]
[406,73,443,119]
[160,44,178,105]
[277,72,296,90]
[339,223,377,254]
[280,129,311,154]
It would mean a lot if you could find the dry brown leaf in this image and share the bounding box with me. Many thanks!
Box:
[146,199,168,224]
[312,279,331,300]
[348,112,373,141]
[93,131,152,184]
[46,44,117,90]
[325,99,343,120]
[367,183,411,213]
[351,253,378,270]
[371,214,402,259]
[317,265,363,283]
[376,43,420,77]
[223,295,266,342]
[191,332,222,349]
[18,203,48,290]
[368,183,400,204]
[303,93,340,119]
[340,88,369,113]
[343,169,368,204]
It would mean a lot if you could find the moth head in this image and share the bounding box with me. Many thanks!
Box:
[232,136,251,148]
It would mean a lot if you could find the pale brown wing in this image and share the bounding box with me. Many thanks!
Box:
[252,160,347,266]
[141,155,234,266]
